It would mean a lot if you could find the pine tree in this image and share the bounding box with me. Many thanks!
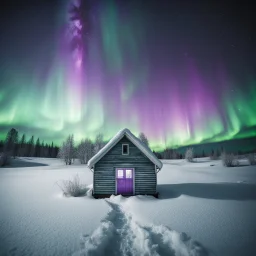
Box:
[19,134,26,156]
[27,136,35,157]
[47,144,51,158]
[54,146,59,158]
[0,140,4,152]
[41,141,45,157]
[49,142,54,158]
[45,143,49,158]
[35,138,41,157]
[4,128,19,158]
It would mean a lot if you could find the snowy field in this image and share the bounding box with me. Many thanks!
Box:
[0,157,256,256]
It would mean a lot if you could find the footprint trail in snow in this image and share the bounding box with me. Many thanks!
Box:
[73,199,208,256]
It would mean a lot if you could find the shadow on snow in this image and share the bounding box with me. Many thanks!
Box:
[158,183,256,200]
[4,158,49,168]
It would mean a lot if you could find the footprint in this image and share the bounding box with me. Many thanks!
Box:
[73,199,208,256]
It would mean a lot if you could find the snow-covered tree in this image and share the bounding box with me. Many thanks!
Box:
[77,139,94,164]
[185,147,194,162]
[94,133,104,154]
[139,132,149,148]
[58,135,75,165]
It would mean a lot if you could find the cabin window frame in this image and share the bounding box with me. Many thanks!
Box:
[122,144,129,155]
[126,169,133,178]
[117,169,124,178]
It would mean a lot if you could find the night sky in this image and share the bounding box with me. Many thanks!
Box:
[0,0,255,151]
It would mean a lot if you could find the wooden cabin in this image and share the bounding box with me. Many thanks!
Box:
[87,128,163,198]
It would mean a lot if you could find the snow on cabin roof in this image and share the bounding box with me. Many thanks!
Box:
[87,128,163,170]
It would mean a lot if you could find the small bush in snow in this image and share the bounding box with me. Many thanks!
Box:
[221,152,238,167]
[185,147,194,162]
[57,174,88,197]
[0,152,10,167]
[247,154,256,165]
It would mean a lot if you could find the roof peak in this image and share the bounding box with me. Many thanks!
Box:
[118,128,131,134]
[88,128,163,170]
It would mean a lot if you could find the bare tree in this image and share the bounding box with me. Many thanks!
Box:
[27,135,35,157]
[139,132,149,148]
[76,143,85,164]
[94,133,104,154]
[58,135,75,165]
[77,138,94,164]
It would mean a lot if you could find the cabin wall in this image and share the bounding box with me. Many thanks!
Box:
[93,136,156,196]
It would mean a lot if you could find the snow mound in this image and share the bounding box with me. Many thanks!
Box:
[73,200,207,256]
[86,184,94,197]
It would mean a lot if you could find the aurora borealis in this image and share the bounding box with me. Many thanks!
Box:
[0,0,255,151]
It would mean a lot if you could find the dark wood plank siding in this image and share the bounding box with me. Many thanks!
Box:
[94,136,156,195]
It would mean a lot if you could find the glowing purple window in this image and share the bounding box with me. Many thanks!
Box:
[117,169,124,179]
[126,169,132,178]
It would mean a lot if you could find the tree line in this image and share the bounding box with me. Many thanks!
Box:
[0,128,59,161]
[0,128,152,167]
[158,147,224,160]
[2,127,207,167]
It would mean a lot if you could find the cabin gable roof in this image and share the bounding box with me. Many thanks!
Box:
[87,128,163,170]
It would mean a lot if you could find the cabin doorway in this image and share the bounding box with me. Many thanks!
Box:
[116,168,134,195]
